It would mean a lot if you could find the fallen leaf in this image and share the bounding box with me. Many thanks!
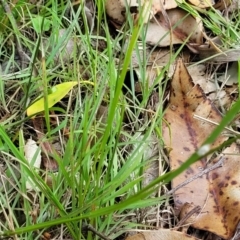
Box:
[162,59,231,237]
[125,229,201,240]
[186,64,232,109]
[218,62,238,86]
[32,117,59,172]
[168,63,216,94]
[144,8,203,47]
[227,0,240,12]
[214,0,231,10]
[163,59,226,163]
[197,37,240,62]
[27,81,78,117]
[178,202,201,232]
[42,232,51,240]
[192,143,240,239]
[105,0,180,25]
[208,89,232,110]
[176,143,240,239]
[105,0,130,24]
[24,139,41,191]
[188,0,214,8]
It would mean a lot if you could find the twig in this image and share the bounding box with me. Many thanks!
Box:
[82,223,111,240]
[194,114,240,136]
[167,156,225,196]
[175,205,201,230]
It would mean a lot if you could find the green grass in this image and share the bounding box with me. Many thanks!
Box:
[0,0,240,239]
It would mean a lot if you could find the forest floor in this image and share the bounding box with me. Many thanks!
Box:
[0,0,240,239]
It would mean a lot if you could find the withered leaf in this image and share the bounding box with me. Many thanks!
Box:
[196,143,240,238]
[24,139,41,191]
[162,59,233,238]
[214,0,231,10]
[188,0,214,8]
[32,117,59,172]
[125,229,201,240]
[163,59,226,167]
[144,9,203,47]
[177,143,240,239]
[105,0,181,25]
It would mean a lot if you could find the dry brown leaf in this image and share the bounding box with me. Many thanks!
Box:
[125,229,201,240]
[208,89,232,110]
[163,59,240,238]
[218,62,238,86]
[133,48,172,86]
[105,0,180,24]
[32,117,59,172]
[163,59,226,164]
[197,37,240,62]
[168,64,216,94]
[163,58,226,212]
[214,0,231,10]
[177,143,240,239]
[105,0,129,24]
[190,143,240,239]
[162,59,234,238]
[145,8,203,47]
[188,0,214,8]
[227,0,240,11]
[188,64,232,109]
[24,139,41,191]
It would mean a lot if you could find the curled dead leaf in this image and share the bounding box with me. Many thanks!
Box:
[188,0,214,8]
[144,8,203,47]
[218,62,238,86]
[197,37,240,62]
[105,0,180,25]
[214,0,231,10]
[125,229,201,240]
[105,0,130,24]
[24,139,41,191]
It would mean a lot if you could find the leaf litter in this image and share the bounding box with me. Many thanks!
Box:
[163,59,240,239]
[24,139,41,191]
[1,0,240,239]
[125,229,201,240]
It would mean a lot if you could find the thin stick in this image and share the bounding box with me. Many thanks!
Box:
[175,205,201,230]
[194,114,240,136]
[82,223,111,240]
[167,157,225,196]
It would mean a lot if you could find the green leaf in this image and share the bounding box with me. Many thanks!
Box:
[32,16,51,33]
[27,82,78,117]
